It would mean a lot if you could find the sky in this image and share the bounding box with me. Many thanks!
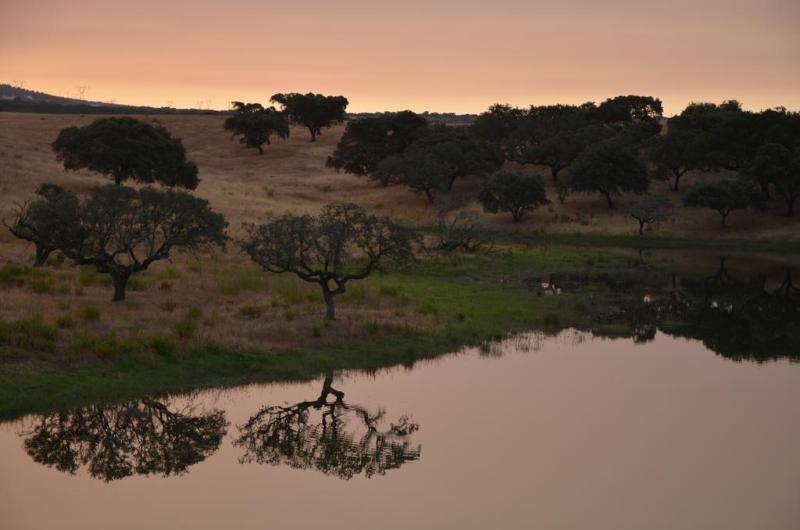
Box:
[1,0,799,115]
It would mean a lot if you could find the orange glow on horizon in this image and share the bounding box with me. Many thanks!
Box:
[2,0,798,115]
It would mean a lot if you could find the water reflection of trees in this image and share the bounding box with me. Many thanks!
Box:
[614,258,800,362]
[22,398,227,481]
[235,374,420,479]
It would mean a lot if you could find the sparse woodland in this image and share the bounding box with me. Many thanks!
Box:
[0,94,798,411]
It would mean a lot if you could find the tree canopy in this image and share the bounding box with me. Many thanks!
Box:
[594,95,664,126]
[624,195,671,235]
[647,128,706,191]
[6,183,81,265]
[478,172,549,222]
[52,117,199,189]
[23,399,226,482]
[242,203,419,319]
[235,374,420,479]
[224,101,289,154]
[683,179,764,228]
[745,143,800,215]
[270,92,348,141]
[377,126,503,196]
[565,139,650,208]
[326,111,428,176]
[60,185,228,301]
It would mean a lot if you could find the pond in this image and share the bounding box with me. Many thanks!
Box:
[1,253,799,529]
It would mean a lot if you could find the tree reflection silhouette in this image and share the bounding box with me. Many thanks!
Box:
[22,398,227,481]
[614,257,800,362]
[235,374,420,479]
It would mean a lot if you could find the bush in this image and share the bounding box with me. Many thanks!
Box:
[0,315,58,351]
[78,305,101,322]
[150,336,178,357]
[238,305,264,319]
[174,319,198,339]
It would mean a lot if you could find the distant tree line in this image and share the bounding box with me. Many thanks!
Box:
[328,95,799,229]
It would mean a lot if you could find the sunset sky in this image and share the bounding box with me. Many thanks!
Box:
[2,0,798,115]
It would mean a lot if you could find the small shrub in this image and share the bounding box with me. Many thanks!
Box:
[150,336,178,357]
[283,309,297,322]
[56,315,75,329]
[364,320,379,335]
[174,318,197,339]
[160,300,177,313]
[311,326,321,337]
[187,306,203,320]
[155,267,182,280]
[78,305,101,321]
[238,305,263,319]
[78,266,107,287]
[218,267,269,295]
[0,315,58,351]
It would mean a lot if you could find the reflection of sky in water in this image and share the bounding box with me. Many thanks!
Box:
[2,327,800,530]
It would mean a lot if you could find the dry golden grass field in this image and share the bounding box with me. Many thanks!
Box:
[0,112,798,364]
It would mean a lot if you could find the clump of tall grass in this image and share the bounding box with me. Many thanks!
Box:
[0,314,58,351]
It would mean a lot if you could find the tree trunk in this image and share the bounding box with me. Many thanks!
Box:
[602,191,614,209]
[257,145,264,155]
[309,128,317,142]
[638,220,645,235]
[33,245,50,267]
[111,272,129,302]
[322,286,336,319]
[512,209,523,222]
[720,210,728,229]
[424,188,434,203]
[672,172,681,192]
[551,167,560,185]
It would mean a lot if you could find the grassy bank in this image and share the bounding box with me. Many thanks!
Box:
[0,246,624,420]
[3,242,797,420]
[491,230,800,254]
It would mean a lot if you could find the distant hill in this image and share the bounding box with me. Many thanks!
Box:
[0,84,223,115]
[0,84,477,121]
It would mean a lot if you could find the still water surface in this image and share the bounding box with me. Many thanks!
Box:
[1,328,799,529]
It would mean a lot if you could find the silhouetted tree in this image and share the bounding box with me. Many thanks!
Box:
[270,93,348,141]
[565,139,650,208]
[683,179,764,228]
[62,185,228,301]
[647,128,706,191]
[236,374,420,479]
[432,201,487,252]
[377,126,503,196]
[5,184,80,265]
[52,117,199,188]
[594,95,663,126]
[479,172,549,222]
[23,399,227,482]
[746,143,800,215]
[326,111,428,177]
[624,196,671,235]
[471,103,525,143]
[242,203,419,319]
[224,101,289,154]
[515,123,614,184]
